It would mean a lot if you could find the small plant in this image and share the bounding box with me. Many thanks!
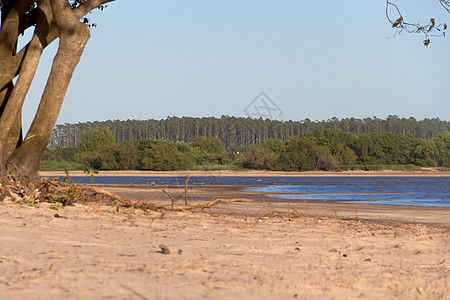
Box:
[84,167,98,182]
[63,168,73,183]
[112,200,122,214]
[18,189,40,207]
[49,202,64,210]
[63,167,98,184]
[50,188,76,206]
[19,195,37,207]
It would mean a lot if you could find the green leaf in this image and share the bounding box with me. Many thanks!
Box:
[423,39,431,47]
[63,168,69,183]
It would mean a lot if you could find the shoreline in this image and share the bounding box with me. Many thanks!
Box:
[2,175,449,298]
[40,169,450,177]
[96,184,450,228]
[1,198,448,299]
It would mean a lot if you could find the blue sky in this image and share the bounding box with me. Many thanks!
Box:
[20,0,450,130]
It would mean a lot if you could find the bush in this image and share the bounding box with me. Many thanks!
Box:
[138,140,192,171]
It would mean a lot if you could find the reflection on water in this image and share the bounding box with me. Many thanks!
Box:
[55,176,449,207]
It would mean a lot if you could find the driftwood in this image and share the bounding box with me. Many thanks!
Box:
[84,186,253,211]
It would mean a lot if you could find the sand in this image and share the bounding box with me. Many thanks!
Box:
[40,169,450,178]
[1,172,449,299]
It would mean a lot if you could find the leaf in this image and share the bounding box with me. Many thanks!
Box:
[428,18,435,32]
[444,23,448,30]
[63,168,69,183]
[423,39,431,47]
[392,17,403,28]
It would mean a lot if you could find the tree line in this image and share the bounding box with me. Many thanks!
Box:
[43,127,450,172]
[49,116,450,150]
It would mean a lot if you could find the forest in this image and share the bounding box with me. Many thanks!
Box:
[49,116,450,150]
[43,125,450,172]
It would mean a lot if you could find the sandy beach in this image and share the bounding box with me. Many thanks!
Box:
[40,169,450,177]
[1,171,449,299]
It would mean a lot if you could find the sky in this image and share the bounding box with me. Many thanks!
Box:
[17,0,450,131]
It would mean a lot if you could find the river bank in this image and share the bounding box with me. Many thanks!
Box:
[0,172,448,298]
[0,196,448,299]
[40,169,450,178]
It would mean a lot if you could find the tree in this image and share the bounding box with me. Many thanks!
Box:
[137,140,192,171]
[190,136,228,165]
[77,128,115,152]
[0,0,113,182]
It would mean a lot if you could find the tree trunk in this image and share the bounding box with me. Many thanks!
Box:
[6,0,91,181]
[0,0,118,183]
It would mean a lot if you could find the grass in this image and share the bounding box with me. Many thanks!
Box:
[437,167,450,172]
[190,163,242,171]
[41,159,447,173]
[345,164,424,171]
[41,160,87,171]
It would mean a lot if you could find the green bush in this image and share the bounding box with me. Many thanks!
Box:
[138,140,192,171]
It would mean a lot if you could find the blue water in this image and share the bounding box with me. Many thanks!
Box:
[57,176,450,207]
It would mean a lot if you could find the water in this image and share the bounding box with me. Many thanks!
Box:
[57,176,450,207]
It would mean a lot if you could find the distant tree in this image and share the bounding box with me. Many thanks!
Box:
[190,136,228,165]
[78,128,115,152]
[48,117,450,150]
[430,132,450,167]
[241,146,277,170]
[138,140,192,171]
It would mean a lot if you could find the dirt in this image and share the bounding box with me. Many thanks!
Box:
[1,184,449,299]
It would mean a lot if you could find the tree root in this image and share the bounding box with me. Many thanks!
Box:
[84,186,253,211]
[1,178,253,212]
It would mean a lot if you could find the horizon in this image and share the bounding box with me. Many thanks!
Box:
[53,114,449,125]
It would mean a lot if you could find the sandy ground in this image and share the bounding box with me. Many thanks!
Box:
[40,169,450,178]
[1,174,449,299]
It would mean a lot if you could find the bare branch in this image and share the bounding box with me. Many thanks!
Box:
[386,0,449,46]
[439,0,450,14]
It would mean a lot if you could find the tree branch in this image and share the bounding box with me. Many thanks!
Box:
[386,0,449,46]
[0,0,34,57]
[74,0,115,19]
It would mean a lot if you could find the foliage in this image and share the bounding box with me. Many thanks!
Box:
[239,130,450,172]
[137,139,192,171]
[241,146,278,170]
[430,132,450,167]
[42,127,450,172]
[78,127,115,152]
[190,136,229,165]
[49,116,450,150]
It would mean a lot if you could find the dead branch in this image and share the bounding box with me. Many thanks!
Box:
[84,185,253,211]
